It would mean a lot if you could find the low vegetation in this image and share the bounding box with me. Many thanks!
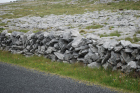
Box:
[125,31,140,43]
[0,0,140,19]
[85,24,103,29]
[100,31,121,37]
[0,28,4,32]
[79,29,87,34]
[0,50,139,93]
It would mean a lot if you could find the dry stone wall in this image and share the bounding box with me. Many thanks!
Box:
[0,30,140,74]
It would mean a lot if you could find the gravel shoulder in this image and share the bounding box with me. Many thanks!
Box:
[0,62,118,93]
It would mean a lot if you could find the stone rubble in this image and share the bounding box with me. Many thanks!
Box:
[1,10,140,41]
[0,30,140,74]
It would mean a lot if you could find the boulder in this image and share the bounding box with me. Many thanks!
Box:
[75,45,89,51]
[54,52,64,60]
[70,30,81,37]
[120,50,132,64]
[88,62,101,69]
[124,48,133,53]
[45,47,56,54]
[114,44,123,52]
[108,51,121,66]
[120,40,131,48]
[103,39,118,50]
[49,39,59,46]
[88,44,98,53]
[117,62,123,69]
[63,31,71,40]
[84,52,99,64]
[64,53,73,61]
[50,54,57,62]
[73,52,79,58]
[72,36,84,48]
[97,45,105,57]
[131,49,139,59]
[127,61,137,69]
[129,44,140,49]
[58,39,68,50]
[101,51,111,64]
[79,49,88,56]
[102,63,113,70]
[53,43,60,50]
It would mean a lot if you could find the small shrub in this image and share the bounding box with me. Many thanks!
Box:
[0,28,4,31]
[80,29,86,33]
[133,36,140,42]
[109,26,114,30]
[109,31,121,37]
[0,28,4,33]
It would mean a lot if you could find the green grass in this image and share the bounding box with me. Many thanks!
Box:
[79,29,87,34]
[109,26,114,30]
[125,31,140,43]
[100,31,121,37]
[110,31,121,37]
[125,37,133,43]
[0,22,7,26]
[0,28,4,32]
[85,24,103,29]
[0,1,140,19]
[125,36,140,43]
[0,50,140,93]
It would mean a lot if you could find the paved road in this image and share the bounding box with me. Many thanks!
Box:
[0,62,118,93]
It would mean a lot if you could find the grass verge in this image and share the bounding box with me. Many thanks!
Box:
[0,50,139,93]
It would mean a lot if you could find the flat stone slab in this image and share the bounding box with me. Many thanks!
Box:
[54,52,64,60]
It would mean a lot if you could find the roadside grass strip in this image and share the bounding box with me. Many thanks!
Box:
[0,50,140,93]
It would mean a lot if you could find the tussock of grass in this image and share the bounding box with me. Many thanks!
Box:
[125,37,133,42]
[0,23,7,26]
[79,29,87,34]
[100,31,121,37]
[0,50,140,93]
[85,25,103,29]
[125,31,140,43]
[0,28,4,32]
[109,31,121,37]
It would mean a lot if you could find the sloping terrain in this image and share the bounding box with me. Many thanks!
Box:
[0,0,140,43]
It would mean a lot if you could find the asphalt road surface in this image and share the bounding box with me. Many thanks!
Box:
[0,62,118,93]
